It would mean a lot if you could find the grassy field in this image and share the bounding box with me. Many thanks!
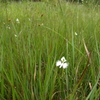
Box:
[0,1,100,100]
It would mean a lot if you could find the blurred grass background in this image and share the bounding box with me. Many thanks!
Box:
[0,0,100,100]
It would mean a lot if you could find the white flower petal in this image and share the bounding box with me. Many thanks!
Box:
[14,34,17,37]
[75,32,78,35]
[59,63,63,68]
[62,63,69,69]
[16,18,20,23]
[61,57,66,62]
[16,18,19,21]
[56,60,61,66]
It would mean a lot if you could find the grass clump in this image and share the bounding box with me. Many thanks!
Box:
[0,1,100,100]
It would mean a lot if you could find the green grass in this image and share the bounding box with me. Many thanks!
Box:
[0,1,100,100]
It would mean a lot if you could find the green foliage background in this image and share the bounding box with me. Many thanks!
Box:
[0,0,100,4]
[0,0,100,100]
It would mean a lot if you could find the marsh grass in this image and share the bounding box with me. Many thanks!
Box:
[0,1,100,100]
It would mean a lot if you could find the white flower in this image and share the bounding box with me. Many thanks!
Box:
[16,18,20,23]
[75,32,78,35]
[14,34,17,37]
[56,57,69,69]
[16,18,19,22]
